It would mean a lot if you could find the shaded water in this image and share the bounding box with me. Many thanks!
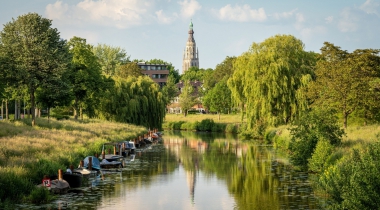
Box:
[18,131,323,210]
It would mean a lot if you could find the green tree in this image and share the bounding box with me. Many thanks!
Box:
[289,108,344,169]
[68,36,104,120]
[308,42,380,128]
[203,78,232,120]
[204,56,236,90]
[229,35,316,129]
[161,74,179,106]
[180,67,213,82]
[0,13,70,126]
[97,76,165,129]
[92,44,129,76]
[179,80,197,116]
[116,62,143,78]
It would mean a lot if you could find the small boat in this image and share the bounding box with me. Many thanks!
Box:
[100,159,123,169]
[104,154,124,162]
[63,172,82,188]
[73,168,92,178]
[83,156,101,171]
[50,179,70,194]
[124,141,136,154]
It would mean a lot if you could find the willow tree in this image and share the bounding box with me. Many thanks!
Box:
[0,13,70,126]
[97,76,165,129]
[229,35,315,129]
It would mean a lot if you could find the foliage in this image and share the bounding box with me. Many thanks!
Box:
[0,13,70,126]
[203,56,236,90]
[161,74,179,106]
[198,119,215,131]
[92,43,129,76]
[179,80,198,117]
[307,138,336,173]
[180,66,213,82]
[289,108,345,169]
[116,62,143,78]
[202,78,232,120]
[225,124,237,133]
[67,36,105,120]
[26,187,53,204]
[307,42,380,128]
[318,142,380,209]
[97,76,165,129]
[229,35,316,129]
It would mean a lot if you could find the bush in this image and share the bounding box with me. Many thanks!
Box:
[181,122,197,130]
[26,187,53,204]
[0,170,35,203]
[289,108,345,169]
[212,123,226,132]
[308,138,335,173]
[198,119,215,131]
[318,142,380,209]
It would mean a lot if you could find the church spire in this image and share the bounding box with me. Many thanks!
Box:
[182,20,199,74]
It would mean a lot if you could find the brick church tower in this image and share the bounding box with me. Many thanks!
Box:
[182,20,199,74]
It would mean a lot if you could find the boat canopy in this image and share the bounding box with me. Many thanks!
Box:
[83,156,101,170]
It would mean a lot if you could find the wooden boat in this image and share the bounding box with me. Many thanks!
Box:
[104,154,124,162]
[63,172,82,188]
[73,168,92,178]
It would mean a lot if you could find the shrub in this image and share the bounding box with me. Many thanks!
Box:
[308,138,335,173]
[212,123,226,132]
[318,142,380,209]
[289,108,345,169]
[198,119,215,131]
[26,186,53,204]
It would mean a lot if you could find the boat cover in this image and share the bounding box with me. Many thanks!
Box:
[83,156,101,170]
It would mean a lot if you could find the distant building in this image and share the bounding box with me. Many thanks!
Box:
[137,62,169,88]
[167,80,204,114]
[182,20,199,74]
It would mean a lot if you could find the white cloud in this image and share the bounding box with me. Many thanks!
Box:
[325,16,334,24]
[215,4,267,22]
[360,0,380,15]
[178,0,201,19]
[273,9,298,20]
[45,1,68,20]
[156,10,177,24]
[338,8,359,32]
[45,0,154,29]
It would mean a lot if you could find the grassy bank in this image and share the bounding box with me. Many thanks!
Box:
[0,118,147,207]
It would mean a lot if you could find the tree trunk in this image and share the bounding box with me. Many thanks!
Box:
[1,100,3,119]
[5,100,8,120]
[31,91,36,126]
[218,112,220,121]
[74,98,78,120]
[80,107,83,120]
[14,100,18,120]
[344,112,348,129]
[47,107,50,123]
[18,100,21,120]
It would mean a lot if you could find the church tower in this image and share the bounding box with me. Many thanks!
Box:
[182,20,199,74]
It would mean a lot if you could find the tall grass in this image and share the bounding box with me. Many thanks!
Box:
[0,117,147,205]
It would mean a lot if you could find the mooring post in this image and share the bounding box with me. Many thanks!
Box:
[113,145,117,155]
[88,157,93,171]
[80,160,84,168]
[58,169,63,180]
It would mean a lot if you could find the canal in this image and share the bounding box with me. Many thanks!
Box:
[18,131,324,210]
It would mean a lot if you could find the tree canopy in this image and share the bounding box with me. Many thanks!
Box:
[179,80,198,116]
[202,78,232,120]
[116,62,143,78]
[229,34,316,129]
[0,13,70,125]
[307,42,380,128]
[92,44,129,76]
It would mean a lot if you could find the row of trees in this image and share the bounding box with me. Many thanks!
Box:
[0,13,167,129]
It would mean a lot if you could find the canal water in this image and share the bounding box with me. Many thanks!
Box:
[18,131,324,210]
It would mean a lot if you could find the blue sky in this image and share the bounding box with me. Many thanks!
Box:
[1,0,379,74]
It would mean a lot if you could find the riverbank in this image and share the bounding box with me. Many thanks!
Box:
[0,118,147,207]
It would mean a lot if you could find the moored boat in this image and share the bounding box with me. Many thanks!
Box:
[63,172,83,188]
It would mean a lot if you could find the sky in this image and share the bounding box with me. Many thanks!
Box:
[1,0,380,74]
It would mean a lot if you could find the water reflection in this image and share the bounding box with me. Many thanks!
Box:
[18,130,322,210]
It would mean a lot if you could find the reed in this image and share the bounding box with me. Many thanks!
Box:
[0,117,147,205]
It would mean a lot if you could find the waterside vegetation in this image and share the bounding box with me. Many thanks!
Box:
[0,118,146,208]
